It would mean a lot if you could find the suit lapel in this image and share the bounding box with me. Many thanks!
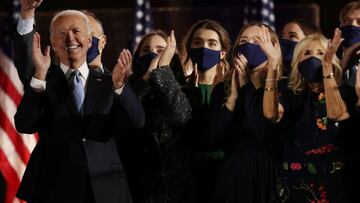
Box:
[47,65,80,116]
[48,66,112,116]
[84,69,110,114]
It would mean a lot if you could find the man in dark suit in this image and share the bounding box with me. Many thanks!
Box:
[14,8,144,203]
[15,1,140,203]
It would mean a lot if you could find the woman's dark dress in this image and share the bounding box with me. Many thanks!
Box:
[123,65,192,203]
[215,82,282,203]
[276,84,358,203]
[183,81,232,203]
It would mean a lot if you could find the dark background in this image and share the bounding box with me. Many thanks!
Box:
[0,0,356,202]
[0,0,356,68]
[0,0,356,35]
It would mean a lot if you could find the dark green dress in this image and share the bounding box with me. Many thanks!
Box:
[184,82,229,203]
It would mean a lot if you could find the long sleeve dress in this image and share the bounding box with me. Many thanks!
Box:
[214,81,282,203]
[122,65,192,203]
[276,84,358,203]
[181,81,231,203]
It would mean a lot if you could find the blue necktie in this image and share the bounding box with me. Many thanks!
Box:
[71,70,84,111]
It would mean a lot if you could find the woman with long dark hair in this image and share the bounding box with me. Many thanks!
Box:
[117,30,192,203]
[180,19,232,203]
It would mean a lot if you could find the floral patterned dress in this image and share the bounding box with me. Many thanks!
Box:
[277,89,351,203]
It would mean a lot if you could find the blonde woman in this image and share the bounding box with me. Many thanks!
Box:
[264,30,360,202]
[215,22,283,203]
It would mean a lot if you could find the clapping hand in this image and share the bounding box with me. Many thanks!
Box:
[255,25,281,70]
[234,54,248,88]
[32,32,51,81]
[158,30,176,67]
[143,30,177,81]
[226,54,247,109]
[355,64,360,106]
[213,62,225,87]
[323,28,344,68]
[113,49,132,89]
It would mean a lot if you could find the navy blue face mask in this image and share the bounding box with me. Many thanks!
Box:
[340,25,360,48]
[280,39,297,76]
[189,47,221,71]
[298,56,323,83]
[280,39,297,64]
[87,36,101,63]
[236,43,267,70]
[134,52,158,76]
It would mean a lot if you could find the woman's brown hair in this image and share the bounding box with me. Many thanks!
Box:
[180,19,231,75]
[131,30,168,75]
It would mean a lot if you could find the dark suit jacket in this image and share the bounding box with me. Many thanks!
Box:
[14,64,144,203]
[15,29,144,202]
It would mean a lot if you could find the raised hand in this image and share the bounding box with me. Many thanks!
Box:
[234,54,248,87]
[113,49,132,89]
[142,53,162,82]
[213,62,225,86]
[255,25,281,70]
[226,54,247,110]
[186,63,199,87]
[323,28,344,68]
[158,30,176,67]
[183,59,194,81]
[20,0,43,19]
[32,32,51,81]
[194,63,199,87]
[226,66,245,111]
[355,66,360,106]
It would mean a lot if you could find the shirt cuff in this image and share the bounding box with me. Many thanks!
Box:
[17,17,35,35]
[30,77,46,92]
[115,84,125,95]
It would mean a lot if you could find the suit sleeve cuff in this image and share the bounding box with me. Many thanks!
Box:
[17,17,35,35]
[30,77,46,92]
[115,84,125,95]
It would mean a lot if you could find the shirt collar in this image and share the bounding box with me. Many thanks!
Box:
[60,62,89,80]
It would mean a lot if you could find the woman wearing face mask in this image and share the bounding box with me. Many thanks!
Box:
[265,30,360,202]
[339,1,360,88]
[180,19,231,203]
[117,30,192,203]
[280,19,320,77]
[213,22,283,203]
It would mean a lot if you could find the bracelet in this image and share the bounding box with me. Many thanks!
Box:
[265,78,277,82]
[323,72,334,79]
[264,87,277,91]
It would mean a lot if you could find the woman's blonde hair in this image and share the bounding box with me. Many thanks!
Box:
[222,23,283,101]
[231,22,283,81]
[288,34,343,93]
